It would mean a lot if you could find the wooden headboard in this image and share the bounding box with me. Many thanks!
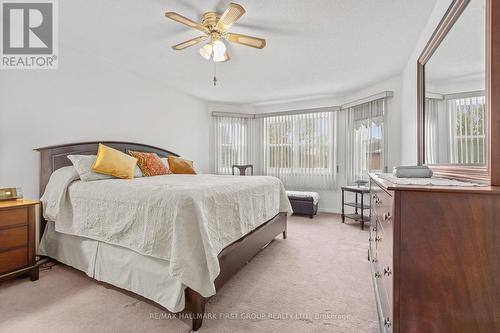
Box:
[35,141,180,198]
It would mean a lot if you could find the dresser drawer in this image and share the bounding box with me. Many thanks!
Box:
[0,226,28,251]
[373,263,393,332]
[369,224,377,262]
[376,219,393,256]
[371,179,395,332]
[374,191,392,224]
[379,255,393,311]
[0,247,28,274]
[0,207,28,228]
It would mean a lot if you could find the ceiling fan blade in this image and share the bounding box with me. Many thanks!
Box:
[165,12,209,33]
[216,3,246,31]
[172,36,208,50]
[226,33,266,49]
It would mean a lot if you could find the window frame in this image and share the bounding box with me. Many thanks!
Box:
[214,116,251,175]
[352,116,385,178]
[446,92,486,165]
[264,112,335,175]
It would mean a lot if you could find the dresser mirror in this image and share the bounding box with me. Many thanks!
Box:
[417,0,492,183]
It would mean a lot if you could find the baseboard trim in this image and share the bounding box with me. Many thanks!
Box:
[317,208,342,214]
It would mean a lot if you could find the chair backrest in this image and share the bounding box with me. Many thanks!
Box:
[232,164,254,176]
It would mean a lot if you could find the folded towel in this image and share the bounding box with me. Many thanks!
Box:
[393,166,433,178]
[393,165,430,170]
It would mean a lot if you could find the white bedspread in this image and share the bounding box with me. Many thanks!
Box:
[41,168,291,297]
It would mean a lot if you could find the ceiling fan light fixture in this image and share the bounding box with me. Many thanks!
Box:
[212,40,227,62]
[213,52,230,63]
[199,43,213,60]
[165,3,267,64]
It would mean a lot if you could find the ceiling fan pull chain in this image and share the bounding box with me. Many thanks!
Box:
[213,62,217,86]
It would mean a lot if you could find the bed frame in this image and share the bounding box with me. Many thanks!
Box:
[35,141,287,331]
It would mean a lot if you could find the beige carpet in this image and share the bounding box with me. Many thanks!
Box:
[0,213,378,333]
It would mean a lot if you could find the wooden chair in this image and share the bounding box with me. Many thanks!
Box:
[232,164,253,176]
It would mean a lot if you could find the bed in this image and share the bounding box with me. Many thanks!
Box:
[35,141,291,331]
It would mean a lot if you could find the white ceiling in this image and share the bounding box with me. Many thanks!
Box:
[61,0,438,104]
[426,0,485,88]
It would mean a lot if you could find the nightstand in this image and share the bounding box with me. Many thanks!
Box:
[341,186,370,230]
[0,199,39,283]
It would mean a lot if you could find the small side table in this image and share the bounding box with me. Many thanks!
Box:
[341,186,370,230]
[0,199,40,283]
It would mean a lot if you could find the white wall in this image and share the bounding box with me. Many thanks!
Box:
[0,46,209,199]
[401,0,453,165]
[252,95,344,114]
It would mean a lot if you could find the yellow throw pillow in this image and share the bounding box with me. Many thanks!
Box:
[92,144,138,179]
[168,156,196,174]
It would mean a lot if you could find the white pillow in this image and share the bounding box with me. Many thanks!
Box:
[41,166,80,220]
[160,157,169,170]
[67,155,114,182]
[134,165,143,178]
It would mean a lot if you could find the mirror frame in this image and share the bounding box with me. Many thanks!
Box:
[417,0,499,184]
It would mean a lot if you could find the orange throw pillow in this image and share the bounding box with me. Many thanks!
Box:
[168,156,196,174]
[128,151,171,177]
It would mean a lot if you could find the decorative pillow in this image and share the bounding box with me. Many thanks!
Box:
[161,157,202,174]
[128,151,171,176]
[168,156,196,174]
[92,144,138,179]
[68,155,114,182]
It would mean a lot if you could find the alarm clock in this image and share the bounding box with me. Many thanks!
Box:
[0,188,23,201]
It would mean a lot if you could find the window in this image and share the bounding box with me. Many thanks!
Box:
[448,95,486,164]
[353,118,384,175]
[214,116,251,174]
[263,111,335,189]
[346,99,386,182]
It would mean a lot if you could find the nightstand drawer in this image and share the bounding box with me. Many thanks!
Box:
[0,226,28,251]
[0,208,28,228]
[0,247,28,274]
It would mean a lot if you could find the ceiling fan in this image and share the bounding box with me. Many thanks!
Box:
[165,3,266,62]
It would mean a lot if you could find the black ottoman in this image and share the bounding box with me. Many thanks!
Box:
[286,191,319,218]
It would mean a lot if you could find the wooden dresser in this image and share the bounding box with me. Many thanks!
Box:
[0,199,39,283]
[368,173,500,332]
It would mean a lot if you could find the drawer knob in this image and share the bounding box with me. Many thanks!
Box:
[374,272,381,278]
[384,267,392,276]
[384,317,392,328]
[375,236,382,242]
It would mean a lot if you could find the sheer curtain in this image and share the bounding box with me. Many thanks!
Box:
[262,111,336,190]
[424,98,440,164]
[214,116,252,174]
[345,98,386,183]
